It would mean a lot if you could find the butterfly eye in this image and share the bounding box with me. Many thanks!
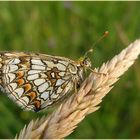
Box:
[84,60,88,65]
[83,58,91,68]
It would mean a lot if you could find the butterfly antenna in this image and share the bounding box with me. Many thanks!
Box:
[84,31,109,58]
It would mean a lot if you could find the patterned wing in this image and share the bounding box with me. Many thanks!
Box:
[0,52,76,112]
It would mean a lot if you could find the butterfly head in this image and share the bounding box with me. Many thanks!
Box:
[80,57,92,69]
[78,49,93,71]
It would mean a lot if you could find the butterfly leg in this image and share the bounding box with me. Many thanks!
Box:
[74,80,78,93]
[88,67,107,76]
[73,78,81,93]
[92,71,107,76]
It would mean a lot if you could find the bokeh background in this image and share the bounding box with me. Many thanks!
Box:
[0,1,140,139]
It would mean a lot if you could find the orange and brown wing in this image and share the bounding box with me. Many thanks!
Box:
[0,52,74,112]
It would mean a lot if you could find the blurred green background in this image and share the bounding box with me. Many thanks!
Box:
[0,1,140,139]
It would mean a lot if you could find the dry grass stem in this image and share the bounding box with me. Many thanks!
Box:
[17,39,140,139]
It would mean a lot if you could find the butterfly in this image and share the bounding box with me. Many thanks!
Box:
[0,50,95,112]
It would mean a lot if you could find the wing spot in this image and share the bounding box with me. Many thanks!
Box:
[40,91,49,100]
[23,83,32,93]
[14,88,24,97]
[32,65,45,70]
[9,83,17,91]
[16,71,24,78]
[8,58,20,64]
[28,70,41,75]
[32,100,41,110]
[31,59,45,66]
[27,74,39,80]
[8,73,16,82]
[9,65,18,72]
[38,82,49,92]
[16,79,25,86]
[27,91,37,101]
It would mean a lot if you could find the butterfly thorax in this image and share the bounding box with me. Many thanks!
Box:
[72,57,92,86]
[75,56,92,73]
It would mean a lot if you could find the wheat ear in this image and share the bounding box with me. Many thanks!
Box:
[16,39,140,139]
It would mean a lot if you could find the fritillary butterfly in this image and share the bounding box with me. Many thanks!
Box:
[0,51,92,112]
